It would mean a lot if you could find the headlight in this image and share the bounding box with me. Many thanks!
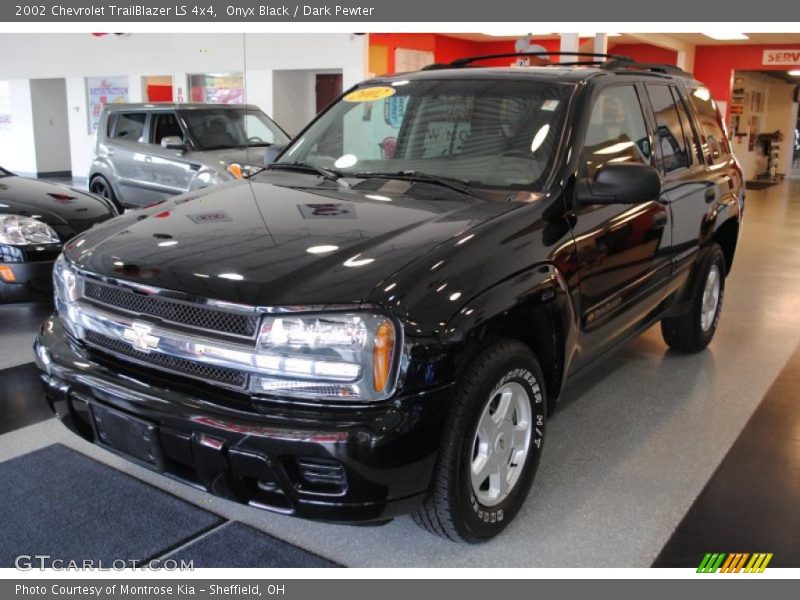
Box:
[53,253,80,307]
[251,313,398,401]
[226,163,260,179]
[0,215,59,245]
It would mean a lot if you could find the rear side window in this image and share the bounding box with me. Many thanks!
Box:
[646,84,690,173]
[110,112,147,142]
[687,88,730,164]
[581,85,652,179]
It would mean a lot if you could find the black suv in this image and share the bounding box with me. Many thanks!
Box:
[35,54,743,543]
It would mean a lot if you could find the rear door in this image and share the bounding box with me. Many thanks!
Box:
[107,111,162,206]
[643,82,715,297]
[568,82,671,369]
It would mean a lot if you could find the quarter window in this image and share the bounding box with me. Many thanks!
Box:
[110,112,147,142]
[646,84,690,173]
[688,88,730,163]
[581,85,651,178]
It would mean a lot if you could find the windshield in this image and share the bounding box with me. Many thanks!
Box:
[276,78,573,190]
[180,108,289,151]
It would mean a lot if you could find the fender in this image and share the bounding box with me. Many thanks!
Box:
[399,263,579,411]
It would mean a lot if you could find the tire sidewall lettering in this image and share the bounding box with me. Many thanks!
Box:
[466,365,545,525]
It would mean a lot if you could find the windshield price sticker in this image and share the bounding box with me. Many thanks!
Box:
[541,100,560,111]
[344,87,396,102]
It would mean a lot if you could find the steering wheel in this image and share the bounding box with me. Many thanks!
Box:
[248,136,265,144]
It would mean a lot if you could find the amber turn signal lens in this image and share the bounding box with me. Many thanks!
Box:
[227,163,243,179]
[373,319,395,393]
[0,265,16,282]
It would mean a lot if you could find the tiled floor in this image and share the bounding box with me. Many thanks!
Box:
[1,180,799,567]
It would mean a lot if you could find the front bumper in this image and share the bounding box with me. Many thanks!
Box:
[0,259,55,303]
[34,315,452,523]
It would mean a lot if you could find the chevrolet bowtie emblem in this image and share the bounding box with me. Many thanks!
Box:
[122,321,160,353]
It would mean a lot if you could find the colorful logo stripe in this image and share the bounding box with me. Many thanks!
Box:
[697,553,773,573]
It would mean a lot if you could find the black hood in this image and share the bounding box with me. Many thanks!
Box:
[65,174,523,307]
[0,173,116,239]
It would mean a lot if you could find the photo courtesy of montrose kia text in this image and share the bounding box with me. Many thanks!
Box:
[0,0,799,595]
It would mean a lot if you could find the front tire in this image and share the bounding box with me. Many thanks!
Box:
[89,175,124,213]
[661,243,726,353]
[414,338,547,543]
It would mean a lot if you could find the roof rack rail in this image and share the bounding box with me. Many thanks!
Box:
[420,51,633,70]
[600,59,691,77]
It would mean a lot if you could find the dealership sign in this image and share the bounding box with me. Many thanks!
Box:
[762,49,800,66]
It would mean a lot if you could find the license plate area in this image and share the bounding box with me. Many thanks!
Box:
[90,403,164,468]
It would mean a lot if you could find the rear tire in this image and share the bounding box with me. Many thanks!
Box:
[661,243,726,353]
[414,338,547,543]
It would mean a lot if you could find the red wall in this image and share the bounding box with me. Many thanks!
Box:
[693,44,800,108]
[370,34,562,72]
[608,43,678,65]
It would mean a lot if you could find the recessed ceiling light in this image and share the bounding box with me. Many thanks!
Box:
[789,70,800,77]
[306,245,339,254]
[704,33,749,41]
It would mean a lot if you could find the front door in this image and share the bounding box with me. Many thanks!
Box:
[145,111,195,201]
[569,83,671,369]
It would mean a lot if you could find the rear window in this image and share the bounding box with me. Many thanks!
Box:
[687,88,730,164]
[110,112,147,142]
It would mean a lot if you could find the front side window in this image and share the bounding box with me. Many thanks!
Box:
[179,109,289,151]
[581,85,651,179]
[151,112,183,145]
[276,79,574,190]
[646,84,690,173]
[110,112,146,142]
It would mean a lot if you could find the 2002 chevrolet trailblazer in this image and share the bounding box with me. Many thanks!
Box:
[35,53,743,543]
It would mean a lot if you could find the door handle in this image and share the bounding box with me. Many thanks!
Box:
[705,188,716,203]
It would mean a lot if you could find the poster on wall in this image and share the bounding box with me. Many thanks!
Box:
[395,48,435,72]
[188,73,244,104]
[748,115,760,152]
[86,76,129,133]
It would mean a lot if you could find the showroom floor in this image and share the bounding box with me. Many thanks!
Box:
[1,180,799,567]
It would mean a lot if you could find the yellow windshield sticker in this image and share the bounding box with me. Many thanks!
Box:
[343,86,396,102]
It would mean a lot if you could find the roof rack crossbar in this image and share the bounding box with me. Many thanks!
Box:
[440,51,633,68]
[419,52,692,78]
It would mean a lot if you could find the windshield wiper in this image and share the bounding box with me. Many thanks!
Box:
[352,170,484,200]
[265,162,347,186]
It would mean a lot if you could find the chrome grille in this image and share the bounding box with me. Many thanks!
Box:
[85,330,248,389]
[83,280,258,338]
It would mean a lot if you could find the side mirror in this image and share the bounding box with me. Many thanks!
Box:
[161,136,186,151]
[575,163,661,206]
[263,144,286,165]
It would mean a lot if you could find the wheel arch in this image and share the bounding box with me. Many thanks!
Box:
[442,264,577,415]
[712,216,739,276]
